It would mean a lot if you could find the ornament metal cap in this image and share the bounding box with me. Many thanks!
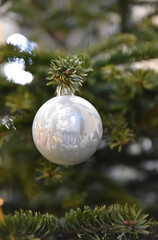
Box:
[56,86,75,96]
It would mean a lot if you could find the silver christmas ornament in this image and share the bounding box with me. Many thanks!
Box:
[32,88,103,165]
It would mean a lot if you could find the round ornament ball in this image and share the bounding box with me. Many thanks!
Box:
[32,89,103,165]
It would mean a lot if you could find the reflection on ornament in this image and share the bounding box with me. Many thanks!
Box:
[32,88,103,165]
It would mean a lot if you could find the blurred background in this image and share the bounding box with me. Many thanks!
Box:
[1,0,158,219]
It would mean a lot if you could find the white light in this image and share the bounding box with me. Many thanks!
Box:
[7,33,29,51]
[107,165,146,182]
[141,137,152,152]
[131,5,154,22]
[142,160,158,172]
[4,33,36,85]
[4,61,33,85]
[7,33,37,52]
[127,143,142,155]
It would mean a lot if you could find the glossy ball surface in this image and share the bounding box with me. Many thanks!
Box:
[32,95,103,165]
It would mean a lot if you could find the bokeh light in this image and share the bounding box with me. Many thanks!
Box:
[4,33,37,85]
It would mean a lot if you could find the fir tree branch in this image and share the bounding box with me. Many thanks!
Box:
[36,160,64,184]
[5,87,35,114]
[0,204,157,240]
[0,210,60,240]
[93,41,158,68]
[46,55,93,94]
[87,34,137,57]
[0,44,56,66]
[104,114,135,151]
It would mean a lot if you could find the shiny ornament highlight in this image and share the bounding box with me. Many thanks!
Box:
[32,89,103,165]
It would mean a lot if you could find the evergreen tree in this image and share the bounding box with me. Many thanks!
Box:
[1,0,158,239]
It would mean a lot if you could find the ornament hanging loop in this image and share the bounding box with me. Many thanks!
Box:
[56,86,75,96]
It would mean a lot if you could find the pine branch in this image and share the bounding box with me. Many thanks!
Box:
[46,55,93,94]
[0,204,158,240]
[87,34,137,57]
[93,41,158,68]
[0,210,60,240]
[0,44,56,66]
[98,66,158,145]
[36,160,64,184]
[104,114,135,151]
[5,87,35,114]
